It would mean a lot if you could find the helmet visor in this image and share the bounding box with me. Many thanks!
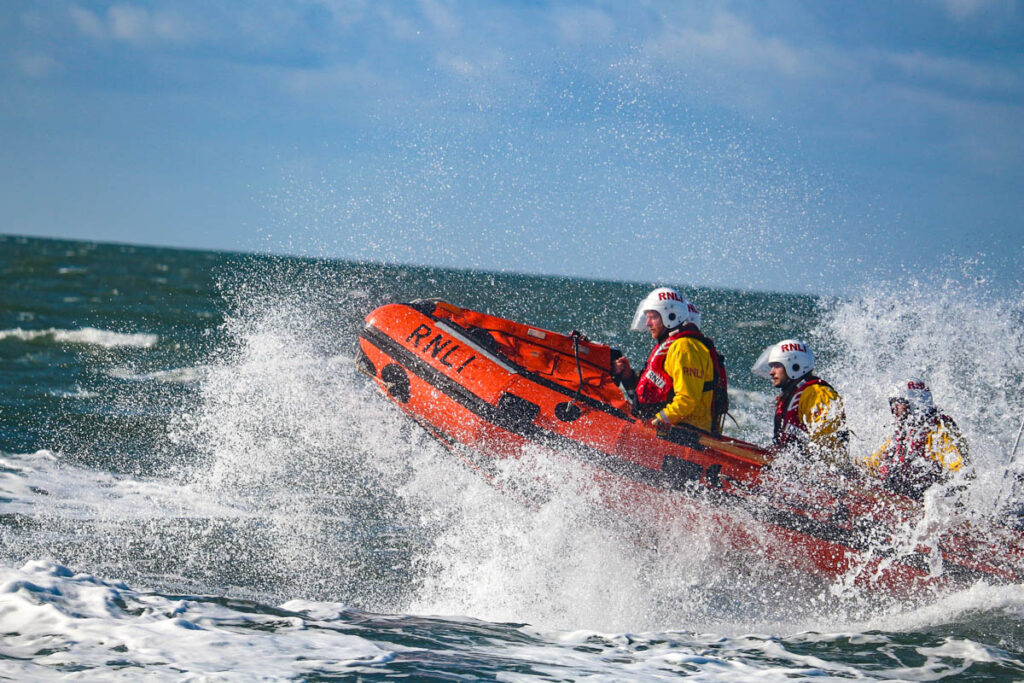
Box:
[751,345,774,379]
[630,302,649,332]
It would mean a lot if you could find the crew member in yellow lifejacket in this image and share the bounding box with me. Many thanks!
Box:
[613,287,728,434]
[860,377,968,499]
[752,339,849,468]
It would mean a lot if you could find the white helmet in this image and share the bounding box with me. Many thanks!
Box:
[890,377,934,411]
[685,300,702,328]
[751,339,814,380]
[629,287,700,332]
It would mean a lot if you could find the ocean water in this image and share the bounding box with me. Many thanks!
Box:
[2,233,1024,680]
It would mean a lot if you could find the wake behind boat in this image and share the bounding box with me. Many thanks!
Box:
[357,298,1024,592]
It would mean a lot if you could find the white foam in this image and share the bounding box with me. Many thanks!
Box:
[0,450,245,520]
[0,561,394,679]
[0,327,159,349]
[857,581,1024,633]
[0,558,1017,681]
[47,386,99,399]
[105,365,208,383]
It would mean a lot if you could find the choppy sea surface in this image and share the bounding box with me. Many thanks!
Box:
[3,233,1024,681]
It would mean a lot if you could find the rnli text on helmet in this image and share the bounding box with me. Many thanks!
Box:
[780,342,807,354]
[657,291,684,302]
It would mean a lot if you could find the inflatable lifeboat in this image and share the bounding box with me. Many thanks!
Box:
[357,299,1024,591]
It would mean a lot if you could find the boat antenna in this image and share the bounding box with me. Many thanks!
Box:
[995,413,1024,513]
[1009,415,1024,465]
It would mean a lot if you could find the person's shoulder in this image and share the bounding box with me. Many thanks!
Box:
[670,334,713,358]
[804,379,840,400]
[935,412,962,431]
[670,330,708,347]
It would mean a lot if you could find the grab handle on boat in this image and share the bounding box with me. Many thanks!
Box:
[566,330,588,410]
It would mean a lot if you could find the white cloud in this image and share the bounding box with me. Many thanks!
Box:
[68,3,192,46]
[881,80,1024,174]
[377,5,421,41]
[15,52,62,79]
[955,102,1024,173]
[652,12,810,78]
[647,8,1021,104]
[882,49,1023,95]
[309,0,370,29]
[68,6,105,39]
[637,5,1023,180]
[417,0,461,36]
[939,0,1016,20]
[554,7,616,45]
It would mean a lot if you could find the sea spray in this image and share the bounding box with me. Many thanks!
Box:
[399,438,844,633]
[813,272,1024,516]
[169,271,437,607]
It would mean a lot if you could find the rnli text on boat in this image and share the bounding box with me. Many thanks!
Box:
[406,324,476,373]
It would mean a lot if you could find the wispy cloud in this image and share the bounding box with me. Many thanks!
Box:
[68,4,193,46]
[938,0,1017,20]
[880,49,1023,99]
[650,12,811,78]
[417,0,461,36]
[15,52,61,79]
[553,7,616,45]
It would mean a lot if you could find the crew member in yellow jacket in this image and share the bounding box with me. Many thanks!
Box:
[860,377,968,499]
[752,339,849,468]
[613,287,728,434]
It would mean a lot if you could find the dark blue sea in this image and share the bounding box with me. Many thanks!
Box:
[3,234,1024,680]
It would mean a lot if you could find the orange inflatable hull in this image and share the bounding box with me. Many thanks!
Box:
[358,299,1024,591]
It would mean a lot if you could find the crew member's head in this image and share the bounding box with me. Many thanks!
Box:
[752,339,814,388]
[889,377,933,420]
[630,287,700,340]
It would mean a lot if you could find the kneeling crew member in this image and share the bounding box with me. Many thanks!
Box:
[752,339,849,468]
[613,287,726,434]
[860,377,968,499]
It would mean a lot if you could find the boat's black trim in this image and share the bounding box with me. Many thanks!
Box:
[360,323,989,582]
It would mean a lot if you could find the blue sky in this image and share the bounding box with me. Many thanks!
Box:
[2,0,1022,294]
